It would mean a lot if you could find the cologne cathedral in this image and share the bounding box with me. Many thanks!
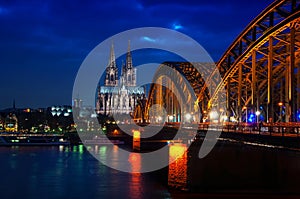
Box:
[96,42,145,117]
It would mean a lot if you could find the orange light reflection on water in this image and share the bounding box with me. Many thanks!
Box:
[168,143,188,189]
[128,153,142,199]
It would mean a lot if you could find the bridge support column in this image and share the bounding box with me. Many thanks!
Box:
[252,51,257,117]
[286,59,290,122]
[226,77,231,120]
[267,37,273,122]
[289,27,295,121]
[238,63,243,122]
[132,130,140,151]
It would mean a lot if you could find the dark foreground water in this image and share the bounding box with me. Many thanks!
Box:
[0,145,171,199]
[2,142,300,199]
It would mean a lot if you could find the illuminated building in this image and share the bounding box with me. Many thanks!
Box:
[50,106,72,117]
[0,117,4,131]
[73,98,83,109]
[96,42,145,117]
[4,113,18,132]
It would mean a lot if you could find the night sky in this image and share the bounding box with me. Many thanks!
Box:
[0,0,274,109]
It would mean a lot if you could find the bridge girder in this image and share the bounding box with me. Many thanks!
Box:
[140,0,300,123]
[204,0,300,122]
[144,62,212,123]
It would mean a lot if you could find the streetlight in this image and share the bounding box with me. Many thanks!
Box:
[209,110,219,123]
[157,116,162,123]
[185,113,192,122]
[242,106,247,122]
[255,111,261,123]
[168,115,174,122]
[278,102,283,122]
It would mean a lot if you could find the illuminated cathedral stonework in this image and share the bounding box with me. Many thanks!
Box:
[96,42,145,116]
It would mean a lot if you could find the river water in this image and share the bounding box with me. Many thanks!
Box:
[0,145,171,199]
[1,141,300,199]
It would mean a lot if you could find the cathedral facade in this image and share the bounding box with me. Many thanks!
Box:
[96,42,145,117]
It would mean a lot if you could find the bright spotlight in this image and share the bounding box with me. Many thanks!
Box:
[185,113,192,120]
[209,111,219,120]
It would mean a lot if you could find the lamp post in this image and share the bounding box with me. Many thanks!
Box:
[209,110,219,123]
[278,102,283,122]
[255,111,261,123]
[185,113,192,123]
[169,115,174,122]
[242,106,247,123]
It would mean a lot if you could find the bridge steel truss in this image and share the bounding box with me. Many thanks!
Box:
[144,62,212,123]
[143,0,300,124]
[206,0,300,123]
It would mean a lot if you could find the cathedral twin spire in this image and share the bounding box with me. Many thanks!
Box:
[105,42,118,86]
[108,43,116,69]
[97,41,144,116]
[126,40,133,69]
[105,41,136,87]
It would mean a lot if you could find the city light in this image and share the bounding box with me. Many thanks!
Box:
[209,110,219,120]
[220,115,228,122]
[248,113,255,122]
[255,111,261,123]
[185,113,192,121]
[157,116,162,122]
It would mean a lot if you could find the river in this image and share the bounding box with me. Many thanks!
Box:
[0,145,171,199]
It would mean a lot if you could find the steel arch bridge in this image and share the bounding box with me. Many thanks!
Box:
[142,62,213,123]
[137,0,300,124]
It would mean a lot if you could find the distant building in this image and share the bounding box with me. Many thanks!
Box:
[73,98,83,109]
[0,116,4,131]
[96,42,145,117]
[50,106,72,117]
[4,113,18,132]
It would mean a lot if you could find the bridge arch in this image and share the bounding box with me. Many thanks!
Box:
[139,0,300,123]
[208,0,300,122]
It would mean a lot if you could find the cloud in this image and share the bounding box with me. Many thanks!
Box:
[172,23,183,30]
[141,36,156,42]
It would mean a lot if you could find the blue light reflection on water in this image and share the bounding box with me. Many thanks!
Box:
[0,145,171,199]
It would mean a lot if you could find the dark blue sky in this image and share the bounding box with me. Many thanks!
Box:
[0,0,274,109]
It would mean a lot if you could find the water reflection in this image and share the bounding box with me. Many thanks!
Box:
[59,145,64,152]
[129,153,142,199]
[111,145,119,169]
[0,145,172,199]
[129,153,141,173]
[168,143,188,190]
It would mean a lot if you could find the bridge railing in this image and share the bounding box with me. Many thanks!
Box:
[198,122,300,138]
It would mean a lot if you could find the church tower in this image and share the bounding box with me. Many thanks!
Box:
[105,43,118,86]
[126,40,133,70]
[97,41,145,117]
[122,40,136,86]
